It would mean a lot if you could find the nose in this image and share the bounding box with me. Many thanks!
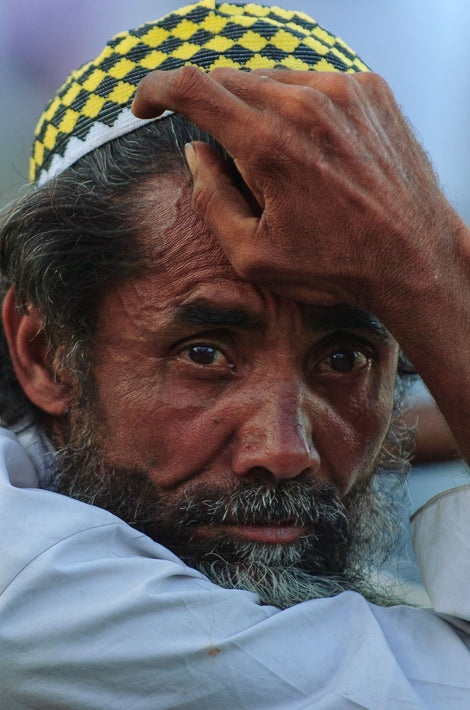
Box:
[232,382,320,481]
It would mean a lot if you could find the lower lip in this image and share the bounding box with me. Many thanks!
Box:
[198,524,307,544]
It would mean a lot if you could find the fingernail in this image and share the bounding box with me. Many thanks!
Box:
[184,143,197,174]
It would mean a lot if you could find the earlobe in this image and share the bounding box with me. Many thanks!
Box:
[2,287,68,416]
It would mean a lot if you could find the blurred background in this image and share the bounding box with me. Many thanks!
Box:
[1,0,469,221]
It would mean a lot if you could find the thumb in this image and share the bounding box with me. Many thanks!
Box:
[184,142,259,275]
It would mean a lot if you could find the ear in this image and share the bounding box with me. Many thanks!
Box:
[2,287,68,416]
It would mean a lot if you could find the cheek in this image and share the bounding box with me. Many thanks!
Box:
[317,379,396,491]
[94,359,238,489]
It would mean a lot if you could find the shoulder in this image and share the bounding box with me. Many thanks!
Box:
[0,425,187,593]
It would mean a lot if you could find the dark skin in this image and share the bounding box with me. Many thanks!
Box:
[2,67,459,566]
[86,178,398,547]
[3,175,399,554]
[132,67,470,465]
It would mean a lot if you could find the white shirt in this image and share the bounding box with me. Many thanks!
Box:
[0,425,469,709]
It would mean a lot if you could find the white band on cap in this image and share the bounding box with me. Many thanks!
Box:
[38,108,174,185]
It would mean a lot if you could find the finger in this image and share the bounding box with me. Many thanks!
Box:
[258,70,395,117]
[249,67,378,98]
[212,67,382,113]
[132,66,233,119]
[132,66,265,159]
[185,141,259,274]
[209,68,336,123]
[212,69,400,150]
[207,68,386,132]
[132,66,305,120]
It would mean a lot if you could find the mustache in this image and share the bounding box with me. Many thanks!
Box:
[175,479,350,531]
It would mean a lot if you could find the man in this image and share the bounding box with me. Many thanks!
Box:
[0,1,469,707]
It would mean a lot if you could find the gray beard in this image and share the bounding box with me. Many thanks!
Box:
[44,405,412,609]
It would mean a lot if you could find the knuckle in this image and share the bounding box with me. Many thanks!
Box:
[319,71,350,93]
[209,66,235,82]
[232,243,272,281]
[331,73,360,103]
[168,65,206,102]
[288,84,318,107]
[324,71,349,88]
[191,180,209,215]
[191,175,220,222]
[358,71,386,88]
[357,71,394,99]
[134,72,156,102]
[302,72,360,108]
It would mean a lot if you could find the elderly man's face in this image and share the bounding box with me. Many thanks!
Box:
[58,174,402,605]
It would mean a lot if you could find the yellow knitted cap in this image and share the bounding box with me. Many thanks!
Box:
[30,0,369,184]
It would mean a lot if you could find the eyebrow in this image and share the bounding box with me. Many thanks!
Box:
[175,300,262,330]
[305,305,392,343]
[174,300,391,343]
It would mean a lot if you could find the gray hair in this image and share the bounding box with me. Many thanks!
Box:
[0,115,218,427]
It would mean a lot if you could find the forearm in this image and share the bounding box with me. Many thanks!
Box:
[367,209,470,461]
[402,401,458,463]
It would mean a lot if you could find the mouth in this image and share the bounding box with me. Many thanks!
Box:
[195,522,308,544]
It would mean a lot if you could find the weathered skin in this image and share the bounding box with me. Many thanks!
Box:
[133,67,470,463]
[3,172,399,551]
[87,177,398,542]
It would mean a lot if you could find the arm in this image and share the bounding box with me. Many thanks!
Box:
[133,67,470,462]
[403,399,459,463]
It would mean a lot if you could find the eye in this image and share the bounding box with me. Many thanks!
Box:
[317,349,369,374]
[181,344,228,368]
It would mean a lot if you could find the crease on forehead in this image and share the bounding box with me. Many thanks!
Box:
[174,294,393,344]
[100,270,394,351]
[126,177,393,344]
[135,173,228,269]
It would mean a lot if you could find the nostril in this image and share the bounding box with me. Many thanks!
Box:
[232,429,320,481]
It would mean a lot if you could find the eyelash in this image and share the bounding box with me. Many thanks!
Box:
[174,332,376,379]
[177,343,232,369]
[314,347,372,374]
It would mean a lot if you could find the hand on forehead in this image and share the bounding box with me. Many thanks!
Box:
[132,64,438,315]
[30,0,442,319]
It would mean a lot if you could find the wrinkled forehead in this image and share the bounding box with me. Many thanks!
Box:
[103,174,394,351]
